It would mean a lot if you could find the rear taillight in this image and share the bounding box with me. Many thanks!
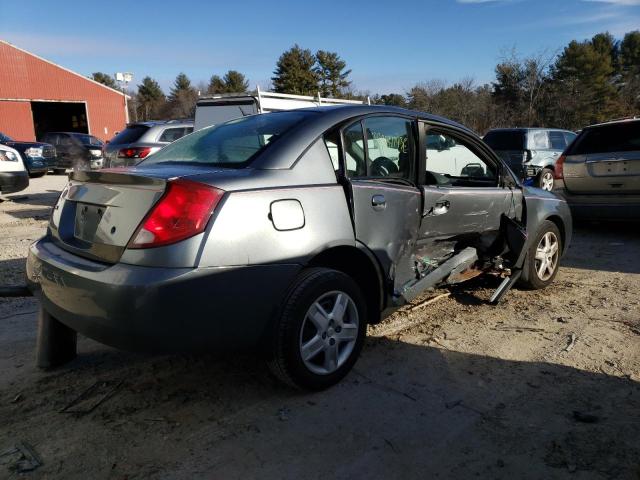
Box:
[555,155,566,179]
[128,179,225,249]
[118,147,152,159]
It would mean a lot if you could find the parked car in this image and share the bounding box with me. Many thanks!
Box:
[0,144,29,194]
[104,119,194,168]
[554,118,640,218]
[484,128,577,191]
[40,132,105,171]
[27,106,572,390]
[0,131,57,177]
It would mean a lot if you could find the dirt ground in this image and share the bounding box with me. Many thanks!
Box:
[1,175,639,480]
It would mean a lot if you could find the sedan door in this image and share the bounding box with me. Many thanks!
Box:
[415,124,517,272]
[342,116,422,296]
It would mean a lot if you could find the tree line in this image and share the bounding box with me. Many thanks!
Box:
[91,31,640,133]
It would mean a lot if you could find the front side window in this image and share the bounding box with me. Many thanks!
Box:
[342,121,367,177]
[425,131,497,187]
[141,111,312,168]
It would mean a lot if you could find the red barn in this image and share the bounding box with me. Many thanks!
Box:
[0,40,128,142]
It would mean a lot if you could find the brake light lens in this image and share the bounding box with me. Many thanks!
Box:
[128,179,225,249]
[118,147,153,159]
[555,155,566,179]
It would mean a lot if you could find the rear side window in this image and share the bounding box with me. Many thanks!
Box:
[569,122,640,155]
[141,111,312,168]
[483,131,525,151]
[110,125,150,144]
[158,127,190,143]
[530,131,550,149]
[548,131,567,150]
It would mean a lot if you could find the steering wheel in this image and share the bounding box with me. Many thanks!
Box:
[371,157,398,177]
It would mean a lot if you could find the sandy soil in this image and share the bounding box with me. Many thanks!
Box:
[0,175,638,479]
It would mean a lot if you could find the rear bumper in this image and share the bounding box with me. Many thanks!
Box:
[554,182,640,219]
[0,171,29,193]
[26,237,302,352]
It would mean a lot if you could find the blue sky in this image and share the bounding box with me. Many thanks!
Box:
[2,0,639,95]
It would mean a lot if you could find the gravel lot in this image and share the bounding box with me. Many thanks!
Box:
[1,175,639,479]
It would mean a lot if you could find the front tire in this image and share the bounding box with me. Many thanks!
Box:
[538,168,554,191]
[268,268,367,390]
[520,220,562,290]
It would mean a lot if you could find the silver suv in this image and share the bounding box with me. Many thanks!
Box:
[27,106,572,390]
[484,128,577,191]
[104,119,194,168]
[554,118,640,218]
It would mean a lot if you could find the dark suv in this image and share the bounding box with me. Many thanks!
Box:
[0,131,57,177]
[554,118,640,218]
[104,119,194,168]
[40,132,105,171]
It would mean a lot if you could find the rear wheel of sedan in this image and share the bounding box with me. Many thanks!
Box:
[538,168,554,191]
[268,268,367,390]
[54,168,67,175]
[29,171,46,178]
[520,220,562,289]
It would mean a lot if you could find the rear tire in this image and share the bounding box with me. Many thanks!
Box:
[36,307,77,368]
[54,169,67,175]
[268,268,367,390]
[519,220,562,290]
[29,171,46,178]
[538,168,554,191]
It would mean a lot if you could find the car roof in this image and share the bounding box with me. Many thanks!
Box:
[485,127,574,133]
[584,117,639,129]
[127,119,194,128]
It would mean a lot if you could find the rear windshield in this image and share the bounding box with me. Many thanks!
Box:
[109,125,150,144]
[141,112,313,168]
[483,131,525,151]
[568,121,640,155]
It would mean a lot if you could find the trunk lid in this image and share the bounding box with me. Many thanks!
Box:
[50,170,168,263]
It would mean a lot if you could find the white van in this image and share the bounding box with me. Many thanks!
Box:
[0,144,29,194]
[194,88,368,131]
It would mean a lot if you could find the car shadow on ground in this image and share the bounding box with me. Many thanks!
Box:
[561,220,640,275]
[2,334,638,479]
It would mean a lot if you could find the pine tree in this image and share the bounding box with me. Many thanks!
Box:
[208,71,249,94]
[272,45,319,95]
[91,72,118,90]
[165,73,197,119]
[314,50,351,97]
[137,77,165,120]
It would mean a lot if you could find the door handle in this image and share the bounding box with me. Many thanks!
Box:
[431,200,450,216]
[371,194,386,210]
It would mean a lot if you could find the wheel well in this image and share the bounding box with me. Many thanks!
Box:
[308,246,384,324]
[546,215,566,250]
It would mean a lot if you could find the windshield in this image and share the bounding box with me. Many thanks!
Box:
[141,111,313,168]
[484,131,525,151]
[71,133,103,146]
[0,132,13,142]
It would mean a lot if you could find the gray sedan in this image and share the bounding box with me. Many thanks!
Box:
[27,106,572,390]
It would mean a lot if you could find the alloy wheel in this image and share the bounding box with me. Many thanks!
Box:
[535,231,559,281]
[541,171,554,191]
[299,291,359,375]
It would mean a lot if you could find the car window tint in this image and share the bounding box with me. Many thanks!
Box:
[60,135,72,146]
[323,131,340,172]
[159,127,188,143]
[483,131,524,151]
[569,122,640,154]
[110,125,150,144]
[141,111,312,168]
[426,132,497,186]
[563,132,577,147]
[343,121,366,177]
[531,131,550,149]
[362,116,414,179]
[549,131,566,150]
